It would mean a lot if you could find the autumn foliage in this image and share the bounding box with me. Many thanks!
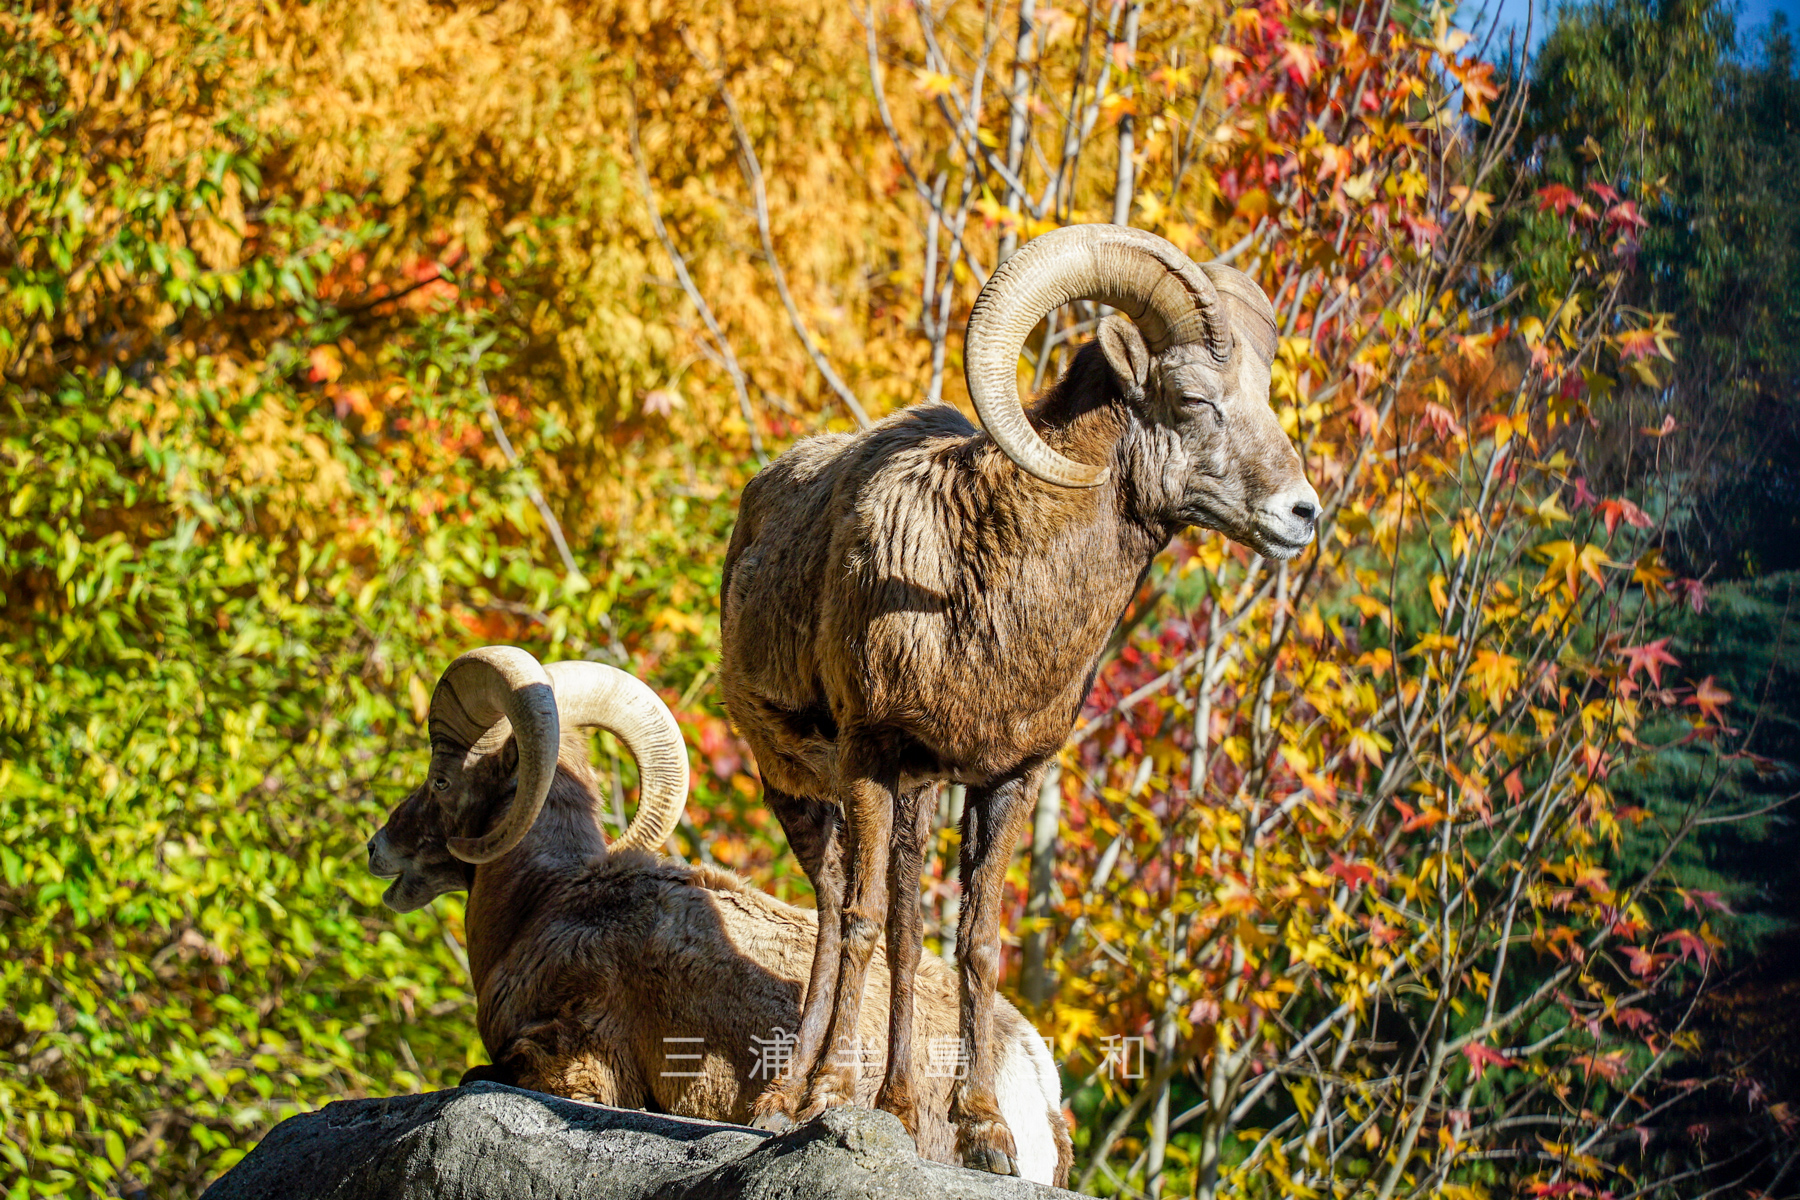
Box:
[0,1,1779,1197]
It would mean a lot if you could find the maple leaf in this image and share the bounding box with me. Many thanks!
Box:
[1402,805,1448,832]
[1587,181,1621,204]
[1536,540,1611,594]
[1327,853,1374,889]
[1422,401,1465,439]
[1632,549,1673,592]
[1668,576,1708,612]
[1686,676,1732,722]
[1594,497,1652,538]
[1615,328,1662,361]
[1457,60,1500,123]
[913,69,959,97]
[1569,476,1598,509]
[1280,39,1319,82]
[1449,185,1493,221]
[1462,1041,1515,1081]
[1572,1050,1630,1083]
[1624,945,1669,978]
[1618,638,1679,686]
[1470,648,1522,710]
[1677,887,1732,914]
[1149,64,1193,92]
[1660,927,1714,967]
[1535,184,1581,216]
[1606,200,1649,231]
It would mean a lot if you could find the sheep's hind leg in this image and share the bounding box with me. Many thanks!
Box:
[949,767,1041,1176]
[874,781,938,1139]
[750,787,844,1132]
[798,742,898,1118]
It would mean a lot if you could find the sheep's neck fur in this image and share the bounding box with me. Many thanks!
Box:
[980,345,1187,553]
[463,750,610,991]
[1026,349,1182,533]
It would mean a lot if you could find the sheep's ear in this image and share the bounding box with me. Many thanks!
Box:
[1098,314,1150,403]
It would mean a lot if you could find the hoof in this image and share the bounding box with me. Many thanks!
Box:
[750,1109,794,1134]
[957,1117,1020,1177]
[963,1145,1018,1177]
[750,1084,801,1134]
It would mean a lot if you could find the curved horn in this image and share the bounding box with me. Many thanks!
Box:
[544,660,689,854]
[431,646,560,864]
[1200,261,1279,367]
[964,224,1230,489]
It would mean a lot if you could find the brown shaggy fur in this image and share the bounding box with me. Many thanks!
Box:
[720,327,1314,1171]
[366,735,1071,1186]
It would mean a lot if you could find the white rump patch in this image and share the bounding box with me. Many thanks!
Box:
[994,1028,1062,1186]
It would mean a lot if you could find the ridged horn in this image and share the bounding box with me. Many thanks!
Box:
[544,660,689,854]
[430,646,560,865]
[964,223,1230,488]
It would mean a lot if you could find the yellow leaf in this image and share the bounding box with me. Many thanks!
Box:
[914,69,959,97]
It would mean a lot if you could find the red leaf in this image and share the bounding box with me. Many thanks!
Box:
[1462,1041,1515,1080]
[1617,638,1679,687]
[1327,853,1375,889]
[1535,184,1581,215]
[1678,888,1732,914]
[1606,200,1649,231]
[1667,577,1708,613]
[1595,497,1652,538]
[1686,676,1732,723]
[1660,927,1713,968]
[1625,945,1668,978]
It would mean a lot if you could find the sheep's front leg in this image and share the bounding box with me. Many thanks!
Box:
[949,767,1041,1176]
[799,743,898,1116]
[751,787,844,1131]
[875,781,938,1139]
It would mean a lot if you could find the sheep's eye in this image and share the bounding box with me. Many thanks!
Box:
[1185,394,1224,425]
[431,775,451,793]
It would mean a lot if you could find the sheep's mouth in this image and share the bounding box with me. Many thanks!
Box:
[367,847,404,879]
[1250,529,1313,561]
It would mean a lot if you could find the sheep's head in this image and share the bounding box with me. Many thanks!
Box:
[368,786,474,912]
[966,224,1319,560]
[368,651,692,911]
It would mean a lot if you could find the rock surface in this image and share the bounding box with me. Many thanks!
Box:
[203,1082,1083,1200]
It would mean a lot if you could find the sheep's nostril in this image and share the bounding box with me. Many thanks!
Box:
[1291,499,1319,524]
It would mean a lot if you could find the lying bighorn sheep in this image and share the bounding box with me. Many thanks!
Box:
[366,648,1071,1186]
[720,224,1318,1172]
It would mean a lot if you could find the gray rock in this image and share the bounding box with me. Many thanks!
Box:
[203,1083,1084,1200]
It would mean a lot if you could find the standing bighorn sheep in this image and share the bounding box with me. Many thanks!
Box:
[367,648,1070,1185]
[720,224,1318,1173]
